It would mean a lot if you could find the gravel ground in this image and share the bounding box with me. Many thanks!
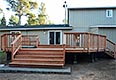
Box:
[0,59,116,80]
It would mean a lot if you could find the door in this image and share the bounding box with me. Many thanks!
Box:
[49,31,62,45]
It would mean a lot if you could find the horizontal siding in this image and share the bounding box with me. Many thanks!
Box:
[69,9,116,31]
[0,30,70,46]
[23,30,48,45]
[98,28,116,43]
[89,28,99,34]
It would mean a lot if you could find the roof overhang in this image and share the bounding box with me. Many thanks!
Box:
[68,6,116,10]
[90,25,116,28]
[0,24,72,31]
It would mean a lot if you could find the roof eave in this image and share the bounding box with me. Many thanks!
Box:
[0,27,72,31]
[68,6,116,10]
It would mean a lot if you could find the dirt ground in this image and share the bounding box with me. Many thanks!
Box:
[0,59,116,80]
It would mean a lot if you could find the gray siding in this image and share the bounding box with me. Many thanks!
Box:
[0,30,68,46]
[98,28,116,43]
[24,30,48,45]
[69,9,116,31]
[89,27,99,34]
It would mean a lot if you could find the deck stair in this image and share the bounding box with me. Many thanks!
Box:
[105,50,115,58]
[105,39,116,58]
[9,46,65,68]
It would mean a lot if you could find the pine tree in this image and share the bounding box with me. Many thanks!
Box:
[38,2,48,25]
[6,0,38,25]
[0,16,6,26]
[9,15,19,26]
[27,13,39,25]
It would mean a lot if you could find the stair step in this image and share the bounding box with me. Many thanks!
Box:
[20,48,63,51]
[105,51,114,57]
[10,62,64,67]
[10,48,65,68]
[20,48,64,51]
[38,45,63,48]
[13,58,64,62]
[18,52,64,55]
[15,55,64,59]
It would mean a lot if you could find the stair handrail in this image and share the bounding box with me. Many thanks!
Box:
[106,39,116,58]
[11,34,22,60]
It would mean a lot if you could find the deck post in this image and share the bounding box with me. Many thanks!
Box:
[11,44,14,60]
[4,34,8,51]
[104,36,106,50]
[83,33,86,51]
[97,35,99,51]
[63,44,66,65]
[88,33,90,52]
[93,34,95,49]
[114,44,116,59]
[63,34,66,45]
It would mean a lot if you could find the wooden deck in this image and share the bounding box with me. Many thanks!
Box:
[1,32,116,68]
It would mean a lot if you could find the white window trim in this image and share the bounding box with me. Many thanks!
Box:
[48,30,62,45]
[106,9,113,18]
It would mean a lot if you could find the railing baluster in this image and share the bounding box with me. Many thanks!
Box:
[64,32,106,52]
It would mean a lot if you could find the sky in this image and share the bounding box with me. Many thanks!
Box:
[0,0,116,24]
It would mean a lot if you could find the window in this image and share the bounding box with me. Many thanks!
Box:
[106,9,113,17]
[48,31,62,45]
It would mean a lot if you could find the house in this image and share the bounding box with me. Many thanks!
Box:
[68,6,116,42]
[1,6,116,45]
[0,24,72,47]
[0,6,116,68]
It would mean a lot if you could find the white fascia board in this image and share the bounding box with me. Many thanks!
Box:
[0,27,72,31]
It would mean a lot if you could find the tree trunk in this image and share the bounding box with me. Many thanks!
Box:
[18,15,21,25]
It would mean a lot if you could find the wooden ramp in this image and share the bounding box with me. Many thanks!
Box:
[9,47,65,68]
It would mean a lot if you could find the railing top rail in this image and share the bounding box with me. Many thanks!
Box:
[64,32,89,34]
[106,39,116,45]
[1,33,21,37]
[2,33,20,35]
[64,32,106,37]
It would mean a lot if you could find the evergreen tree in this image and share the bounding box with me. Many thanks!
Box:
[38,2,48,24]
[6,0,38,25]
[9,15,19,26]
[27,13,39,25]
[0,16,6,26]
[26,2,52,25]
[0,8,3,13]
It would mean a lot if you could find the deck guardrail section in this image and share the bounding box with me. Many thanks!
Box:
[106,39,116,58]
[64,32,106,52]
[22,35,39,47]
[1,33,20,51]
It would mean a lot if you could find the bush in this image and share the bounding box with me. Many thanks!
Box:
[0,51,7,64]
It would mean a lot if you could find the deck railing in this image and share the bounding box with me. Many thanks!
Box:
[22,35,39,47]
[1,33,20,51]
[1,33,39,60]
[11,34,22,59]
[64,32,106,52]
[106,39,116,58]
